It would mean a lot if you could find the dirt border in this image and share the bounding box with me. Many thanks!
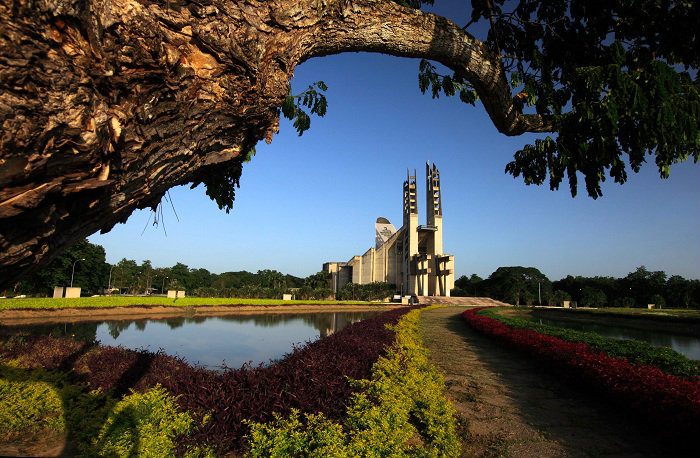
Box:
[0,304,403,326]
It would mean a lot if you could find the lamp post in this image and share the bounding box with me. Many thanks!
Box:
[107,265,115,294]
[70,258,85,287]
[161,276,169,295]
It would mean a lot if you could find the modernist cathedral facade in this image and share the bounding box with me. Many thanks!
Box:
[323,163,455,297]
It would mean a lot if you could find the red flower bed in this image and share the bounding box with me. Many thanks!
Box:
[462,308,700,447]
[1,307,410,454]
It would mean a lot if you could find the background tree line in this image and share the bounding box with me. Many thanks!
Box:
[452,266,700,309]
[8,239,333,300]
[8,240,699,308]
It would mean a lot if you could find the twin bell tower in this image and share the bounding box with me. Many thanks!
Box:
[401,163,454,296]
[324,162,454,297]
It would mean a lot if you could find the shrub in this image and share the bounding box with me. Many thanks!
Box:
[0,361,113,452]
[89,385,209,457]
[336,282,395,301]
[0,364,65,440]
[247,410,346,457]
[247,307,460,457]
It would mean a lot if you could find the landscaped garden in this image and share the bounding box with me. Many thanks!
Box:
[0,306,458,456]
[462,307,700,452]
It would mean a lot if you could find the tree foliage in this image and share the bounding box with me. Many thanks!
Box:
[13,242,313,298]
[336,282,395,301]
[553,266,700,308]
[454,265,700,308]
[409,0,699,197]
[281,81,329,136]
[455,266,552,305]
[15,239,108,296]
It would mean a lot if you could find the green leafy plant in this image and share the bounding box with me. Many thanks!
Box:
[0,361,113,451]
[90,385,209,457]
[281,81,329,135]
[247,410,346,457]
[0,364,66,440]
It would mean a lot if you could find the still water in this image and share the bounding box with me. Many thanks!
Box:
[540,318,700,361]
[4,311,381,370]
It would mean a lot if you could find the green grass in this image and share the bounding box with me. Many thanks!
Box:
[553,307,700,323]
[0,297,385,311]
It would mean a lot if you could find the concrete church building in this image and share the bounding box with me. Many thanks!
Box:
[324,163,455,297]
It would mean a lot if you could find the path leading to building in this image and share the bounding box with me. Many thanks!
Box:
[420,307,667,458]
[419,296,510,307]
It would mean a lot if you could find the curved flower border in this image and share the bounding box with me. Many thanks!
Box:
[462,308,700,448]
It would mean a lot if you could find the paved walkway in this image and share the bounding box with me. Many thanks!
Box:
[419,296,510,307]
[420,307,667,458]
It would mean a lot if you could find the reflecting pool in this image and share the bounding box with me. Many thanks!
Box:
[1,311,382,370]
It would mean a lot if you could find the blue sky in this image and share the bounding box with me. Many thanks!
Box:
[89,5,700,282]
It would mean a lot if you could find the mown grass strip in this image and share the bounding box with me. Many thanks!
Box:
[246,306,460,457]
[0,296,381,311]
[553,307,700,323]
[482,308,700,378]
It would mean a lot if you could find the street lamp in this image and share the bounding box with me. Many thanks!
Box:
[70,258,85,287]
[161,276,169,295]
[107,265,115,293]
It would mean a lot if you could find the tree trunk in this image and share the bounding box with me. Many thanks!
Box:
[0,0,551,288]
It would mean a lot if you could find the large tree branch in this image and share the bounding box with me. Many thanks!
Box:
[298,0,553,135]
[1,0,553,288]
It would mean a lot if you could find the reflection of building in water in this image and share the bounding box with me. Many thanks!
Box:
[324,163,455,296]
[319,313,365,338]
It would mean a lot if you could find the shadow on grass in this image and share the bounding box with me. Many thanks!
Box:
[0,341,155,456]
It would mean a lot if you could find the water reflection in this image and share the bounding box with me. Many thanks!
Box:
[540,318,700,361]
[1,311,381,370]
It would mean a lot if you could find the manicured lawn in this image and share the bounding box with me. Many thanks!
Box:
[0,296,382,311]
[567,307,700,321]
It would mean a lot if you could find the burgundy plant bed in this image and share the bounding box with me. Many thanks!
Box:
[462,308,700,451]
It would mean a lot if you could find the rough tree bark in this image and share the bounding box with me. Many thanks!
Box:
[0,0,552,288]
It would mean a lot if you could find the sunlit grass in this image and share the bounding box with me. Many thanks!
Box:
[0,297,384,311]
[572,307,700,320]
